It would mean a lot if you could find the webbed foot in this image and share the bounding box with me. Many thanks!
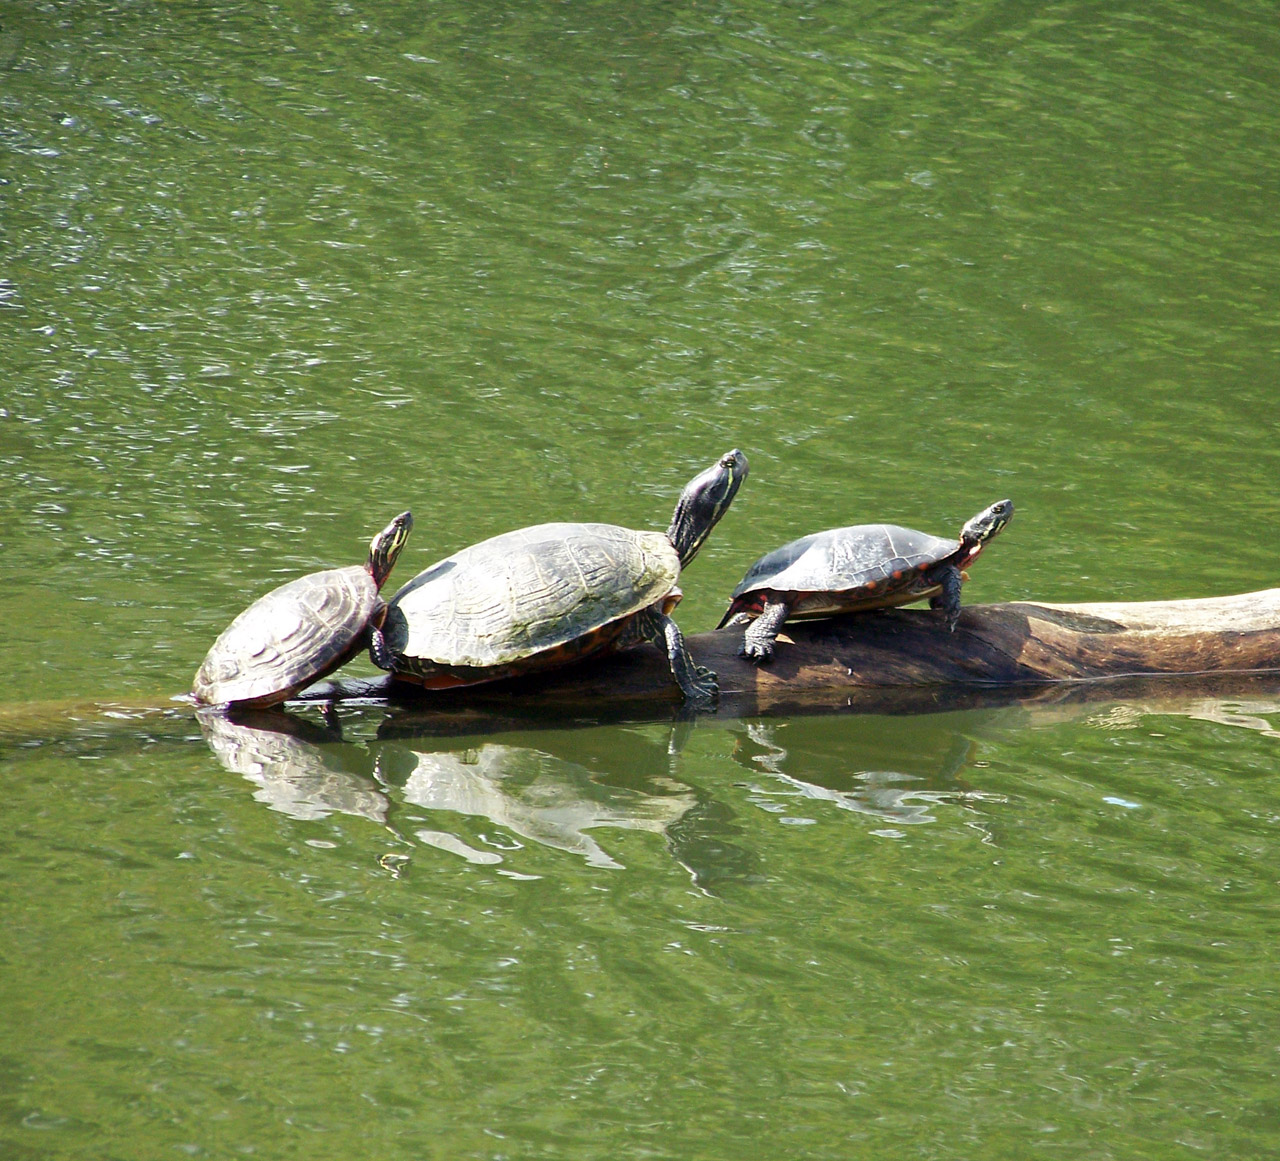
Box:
[739,598,790,663]
[682,666,720,706]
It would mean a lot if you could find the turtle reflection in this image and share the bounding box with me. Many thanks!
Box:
[376,738,696,870]
[197,708,389,824]
[731,716,1004,830]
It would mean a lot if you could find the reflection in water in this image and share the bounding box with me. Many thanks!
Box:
[197,711,720,877]
[725,691,1280,838]
[382,742,695,871]
[195,689,1280,875]
[731,719,1005,835]
[1082,697,1280,740]
[197,708,389,823]
[1186,699,1280,738]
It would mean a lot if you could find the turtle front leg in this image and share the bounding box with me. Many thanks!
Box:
[741,598,791,663]
[926,564,963,631]
[368,624,399,671]
[642,609,718,705]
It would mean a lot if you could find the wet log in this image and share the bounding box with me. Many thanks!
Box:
[298,587,1280,718]
[5,589,1280,745]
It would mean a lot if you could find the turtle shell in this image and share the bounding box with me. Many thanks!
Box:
[383,522,679,678]
[192,565,378,708]
[729,524,961,615]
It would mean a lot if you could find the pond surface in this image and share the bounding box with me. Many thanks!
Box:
[4,2,1280,1157]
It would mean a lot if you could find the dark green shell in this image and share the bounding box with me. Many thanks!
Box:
[731,524,960,606]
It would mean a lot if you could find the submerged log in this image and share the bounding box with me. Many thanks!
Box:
[298,587,1280,717]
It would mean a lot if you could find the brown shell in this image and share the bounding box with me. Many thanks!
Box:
[192,566,377,707]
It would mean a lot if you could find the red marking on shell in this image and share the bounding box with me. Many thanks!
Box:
[402,671,471,690]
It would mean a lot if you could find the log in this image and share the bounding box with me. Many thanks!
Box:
[5,590,1280,746]
[297,587,1280,720]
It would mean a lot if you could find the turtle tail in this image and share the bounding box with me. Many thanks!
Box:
[715,601,742,630]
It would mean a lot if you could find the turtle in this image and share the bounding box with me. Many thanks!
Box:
[717,498,1014,663]
[374,449,749,703]
[192,510,414,709]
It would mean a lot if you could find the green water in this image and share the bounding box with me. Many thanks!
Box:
[4,1,1280,1157]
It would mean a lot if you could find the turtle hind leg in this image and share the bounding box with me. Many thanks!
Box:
[926,564,963,631]
[741,598,791,663]
[640,609,718,705]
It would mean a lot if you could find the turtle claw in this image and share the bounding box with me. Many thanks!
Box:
[684,668,720,706]
[740,639,775,665]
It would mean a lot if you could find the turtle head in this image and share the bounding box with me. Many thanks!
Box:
[667,449,749,568]
[366,510,414,589]
[960,499,1013,556]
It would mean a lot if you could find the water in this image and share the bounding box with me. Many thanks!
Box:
[4,1,1280,1157]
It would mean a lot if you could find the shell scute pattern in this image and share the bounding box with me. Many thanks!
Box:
[192,568,374,704]
[386,523,679,670]
[735,524,958,601]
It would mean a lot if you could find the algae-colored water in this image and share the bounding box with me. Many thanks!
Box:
[4,2,1280,1157]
